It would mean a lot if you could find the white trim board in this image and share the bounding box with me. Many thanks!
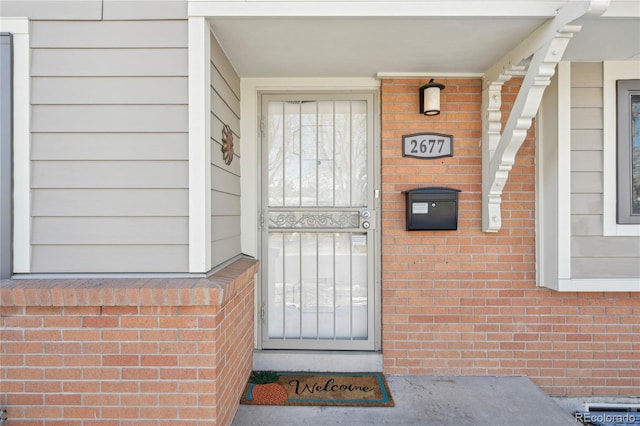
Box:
[376,72,483,79]
[557,61,572,281]
[188,17,212,272]
[0,18,31,273]
[188,0,640,19]
[556,279,640,292]
[189,1,567,18]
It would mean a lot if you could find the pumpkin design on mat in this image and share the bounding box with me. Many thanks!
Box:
[249,371,288,405]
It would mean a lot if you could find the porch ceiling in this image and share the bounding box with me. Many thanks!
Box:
[206,2,639,78]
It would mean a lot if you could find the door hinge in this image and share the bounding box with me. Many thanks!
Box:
[260,304,265,321]
[259,118,265,135]
[259,210,265,230]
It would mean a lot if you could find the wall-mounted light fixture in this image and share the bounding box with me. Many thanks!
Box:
[419,79,445,116]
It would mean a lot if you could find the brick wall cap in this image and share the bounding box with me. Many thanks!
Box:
[0,258,259,308]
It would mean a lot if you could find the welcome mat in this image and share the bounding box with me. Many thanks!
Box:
[240,371,394,407]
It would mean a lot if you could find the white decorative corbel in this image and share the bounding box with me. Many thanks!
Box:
[481,0,610,232]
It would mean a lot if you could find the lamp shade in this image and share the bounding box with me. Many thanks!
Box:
[419,79,445,116]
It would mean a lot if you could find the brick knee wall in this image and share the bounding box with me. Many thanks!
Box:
[380,77,640,397]
[0,258,258,425]
[213,269,255,426]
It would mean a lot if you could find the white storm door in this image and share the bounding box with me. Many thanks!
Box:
[260,93,377,350]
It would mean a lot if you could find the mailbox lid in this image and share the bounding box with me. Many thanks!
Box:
[402,187,461,200]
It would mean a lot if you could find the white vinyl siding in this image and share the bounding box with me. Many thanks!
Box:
[570,63,640,279]
[30,21,187,47]
[30,20,189,273]
[32,134,188,161]
[102,0,187,20]
[32,162,188,189]
[32,218,188,245]
[31,246,188,273]
[0,1,102,20]
[210,31,242,268]
[32,189,188,217]
[32,77,187,105]
[32,49,188,77]
[32,106,187,133]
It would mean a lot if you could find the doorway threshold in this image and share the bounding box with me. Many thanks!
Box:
[252,350,383,372]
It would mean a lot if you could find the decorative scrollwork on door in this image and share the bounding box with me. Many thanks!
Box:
[268,211,360,229]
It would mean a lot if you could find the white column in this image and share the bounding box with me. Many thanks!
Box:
[188,17,212,272]
[0,18,31,273]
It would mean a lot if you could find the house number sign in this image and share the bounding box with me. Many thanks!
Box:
[402,133,453,159]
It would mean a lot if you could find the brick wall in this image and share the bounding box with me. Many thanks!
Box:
[0,258,258,425]
[380,77,640,397]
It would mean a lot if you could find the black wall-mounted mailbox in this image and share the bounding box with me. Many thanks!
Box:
[403,187,461,231]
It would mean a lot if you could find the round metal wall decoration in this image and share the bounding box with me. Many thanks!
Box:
[221,124,234,165]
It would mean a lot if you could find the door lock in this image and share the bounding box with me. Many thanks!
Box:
[359,210,375,230]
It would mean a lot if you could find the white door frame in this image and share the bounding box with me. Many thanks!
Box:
[239,78,381,350]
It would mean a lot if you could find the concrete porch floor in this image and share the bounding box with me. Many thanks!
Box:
[232,376,578,425]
